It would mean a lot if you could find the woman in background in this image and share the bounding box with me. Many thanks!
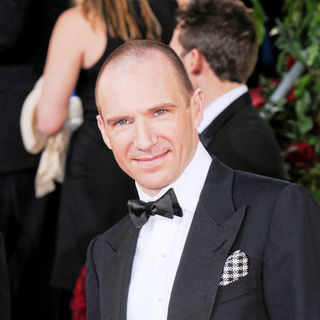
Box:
[36,0,177,316]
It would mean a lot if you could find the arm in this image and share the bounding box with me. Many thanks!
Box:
[36,7,84,136]
[263,184,320,319]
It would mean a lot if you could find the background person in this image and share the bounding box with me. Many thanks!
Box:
[170,0,285,179]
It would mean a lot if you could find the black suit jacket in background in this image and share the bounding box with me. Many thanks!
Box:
[86,156,320,319]
[200,92,285,179]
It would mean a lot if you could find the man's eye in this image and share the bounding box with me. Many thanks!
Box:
[116,119,130,126]
[155,109,166,116]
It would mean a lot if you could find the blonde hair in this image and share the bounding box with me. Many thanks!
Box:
[75,0,161,40]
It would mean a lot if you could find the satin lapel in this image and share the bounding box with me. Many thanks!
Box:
[200,92,252,149]
[100,219,139,320]
[168,158,247,320]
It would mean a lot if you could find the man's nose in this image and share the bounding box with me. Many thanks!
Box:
[133,119,157,150]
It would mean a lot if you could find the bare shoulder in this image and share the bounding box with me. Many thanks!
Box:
[48,5,100,57]
[57,6,105,32]
[54,6,90,33]
[57,6,84,23]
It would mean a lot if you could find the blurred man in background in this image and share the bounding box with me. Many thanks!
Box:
[170,0,285,179]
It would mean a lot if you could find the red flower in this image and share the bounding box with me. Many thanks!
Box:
[287,55,296,70]
[287,142,318,170]
[287,88,295,101]
[70,265,86,320]
[250,86,265,108]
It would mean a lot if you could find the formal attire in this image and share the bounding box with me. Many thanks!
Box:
[127,144,211,319]
[52,0,178,291]
[199,85,285,179]
[86,142,320,320]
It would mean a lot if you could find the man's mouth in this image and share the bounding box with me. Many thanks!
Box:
[134,151,169,167]
[136,151,168,162]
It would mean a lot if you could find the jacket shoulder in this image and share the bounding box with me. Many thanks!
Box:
[232,168,307,208]
[88,215,132,252]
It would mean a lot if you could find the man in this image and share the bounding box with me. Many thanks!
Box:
[170,0,285,179]
[86,40,320,319]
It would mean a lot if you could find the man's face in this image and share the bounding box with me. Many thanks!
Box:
[97,53,203,196]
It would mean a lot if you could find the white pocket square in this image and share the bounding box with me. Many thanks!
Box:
[219,250,249,286]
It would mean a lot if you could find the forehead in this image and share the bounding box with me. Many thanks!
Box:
[97,53,187,115]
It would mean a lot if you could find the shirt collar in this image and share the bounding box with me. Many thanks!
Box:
[197,84,248,133]
[136,142,212,213]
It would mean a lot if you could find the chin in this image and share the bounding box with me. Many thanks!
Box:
[141,181,166,192]
[138,175,175,195]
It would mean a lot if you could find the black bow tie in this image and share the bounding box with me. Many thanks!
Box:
[127,188,183,228]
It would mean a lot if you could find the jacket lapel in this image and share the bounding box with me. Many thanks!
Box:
[200,92,252,149]
[100,218,139,320]
[168,158,247,320]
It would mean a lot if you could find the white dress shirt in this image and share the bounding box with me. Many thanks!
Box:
[197,84,248,134]
[127,142,212,320]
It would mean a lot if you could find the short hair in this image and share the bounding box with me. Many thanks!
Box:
[177,0,259,83]
[96,39,194,108]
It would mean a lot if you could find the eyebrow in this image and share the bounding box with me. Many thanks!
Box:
[148,102,177,113]
[105,102,177,126]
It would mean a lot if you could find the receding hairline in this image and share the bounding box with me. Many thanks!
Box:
[95,40,194,110]
[97,48,169,89]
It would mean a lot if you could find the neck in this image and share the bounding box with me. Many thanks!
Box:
[194,72,243,109]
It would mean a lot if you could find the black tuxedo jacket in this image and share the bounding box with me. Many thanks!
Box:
[200,92,285,179]
[86,156,320,319]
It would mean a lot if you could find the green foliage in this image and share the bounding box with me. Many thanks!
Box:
[258,0,320,202]
[251,0,267,44]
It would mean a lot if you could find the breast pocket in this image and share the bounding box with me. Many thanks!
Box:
[215,270,257,305]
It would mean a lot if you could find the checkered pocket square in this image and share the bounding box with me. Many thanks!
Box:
[219,250,249,286]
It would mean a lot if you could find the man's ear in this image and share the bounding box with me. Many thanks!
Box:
[190,88,204,128]
[185,48,203,75]
[97,114,112,150]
